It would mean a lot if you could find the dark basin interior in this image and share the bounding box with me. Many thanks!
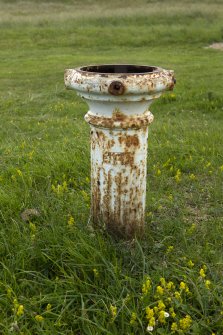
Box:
[80,64,158,74]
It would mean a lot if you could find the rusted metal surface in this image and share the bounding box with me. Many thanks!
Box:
[64,64,175,238]
[90,126,148,237]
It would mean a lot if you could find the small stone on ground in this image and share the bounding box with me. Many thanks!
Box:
[20,208,40,222]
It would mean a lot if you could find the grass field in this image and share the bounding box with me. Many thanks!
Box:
[0,0,223,334]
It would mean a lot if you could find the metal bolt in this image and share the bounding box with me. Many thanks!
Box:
[108,81,125,95]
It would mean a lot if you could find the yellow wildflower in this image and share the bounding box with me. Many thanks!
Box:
[20,141,26,149]
[110,305,117,319]
[148,316,156,327]
[7,288,12,297]
[179,315,192,330]
[199,268,206,278]
[93,268,99,277]
[124,293,130,303]
[28,150,34,160]
[189,173,196,180]
[187,259,194,268]
[156,169,161,176]
[188,223,196,234]
[158,310,169,324]
[160,277,166,287]
[167,281,175,291]
[169,307,176,318]
[175,169,181,183]
[130,312,137,325]
[153,306,158,314]
[168,194,173,201]
[13,298,19,311]
[142,277,152,295]
[52,183,67,195]
[205,280,211,289]
[158,300,166,311]
[166,245,174,253]
[67,215,75,227]
[163,158,171,168]
[158,310,165,324]
[174,291,182,301]
[51,184,56,193]
[146,307,154,320]
[171,322,178,331]
[16,305,24,316]
[29,222,36,234]
[46,303,52,311]
[62,181,68,190]
[16,169,23,177]
[35,315,44,322]
[179,281,186,290]
[179,281,190,293]
[156,286,164,295]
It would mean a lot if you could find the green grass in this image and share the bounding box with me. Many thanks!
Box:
[0,0,223,334]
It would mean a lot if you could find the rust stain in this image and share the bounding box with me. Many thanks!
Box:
[114,172,122,225]
[102,169,112,224]
[91,167,101,225]
[107,139,115,149]
[96,130,106,141]
[168,77,176,90]
[112,109,125,121]
[85,110,153,130]
[118,134,139,147]
[103,152,134,165]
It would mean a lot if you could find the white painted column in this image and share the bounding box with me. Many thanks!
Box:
[65,64,175,237]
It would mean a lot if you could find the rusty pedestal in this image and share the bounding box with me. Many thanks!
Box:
[64,64,175,238]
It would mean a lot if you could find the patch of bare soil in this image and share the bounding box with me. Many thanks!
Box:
[206,42,223,50]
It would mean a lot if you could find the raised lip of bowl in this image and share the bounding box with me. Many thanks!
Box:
[75,64,163,76]
[64,64,175,101]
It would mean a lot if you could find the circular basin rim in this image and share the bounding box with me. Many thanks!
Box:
[76,64,163,75]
